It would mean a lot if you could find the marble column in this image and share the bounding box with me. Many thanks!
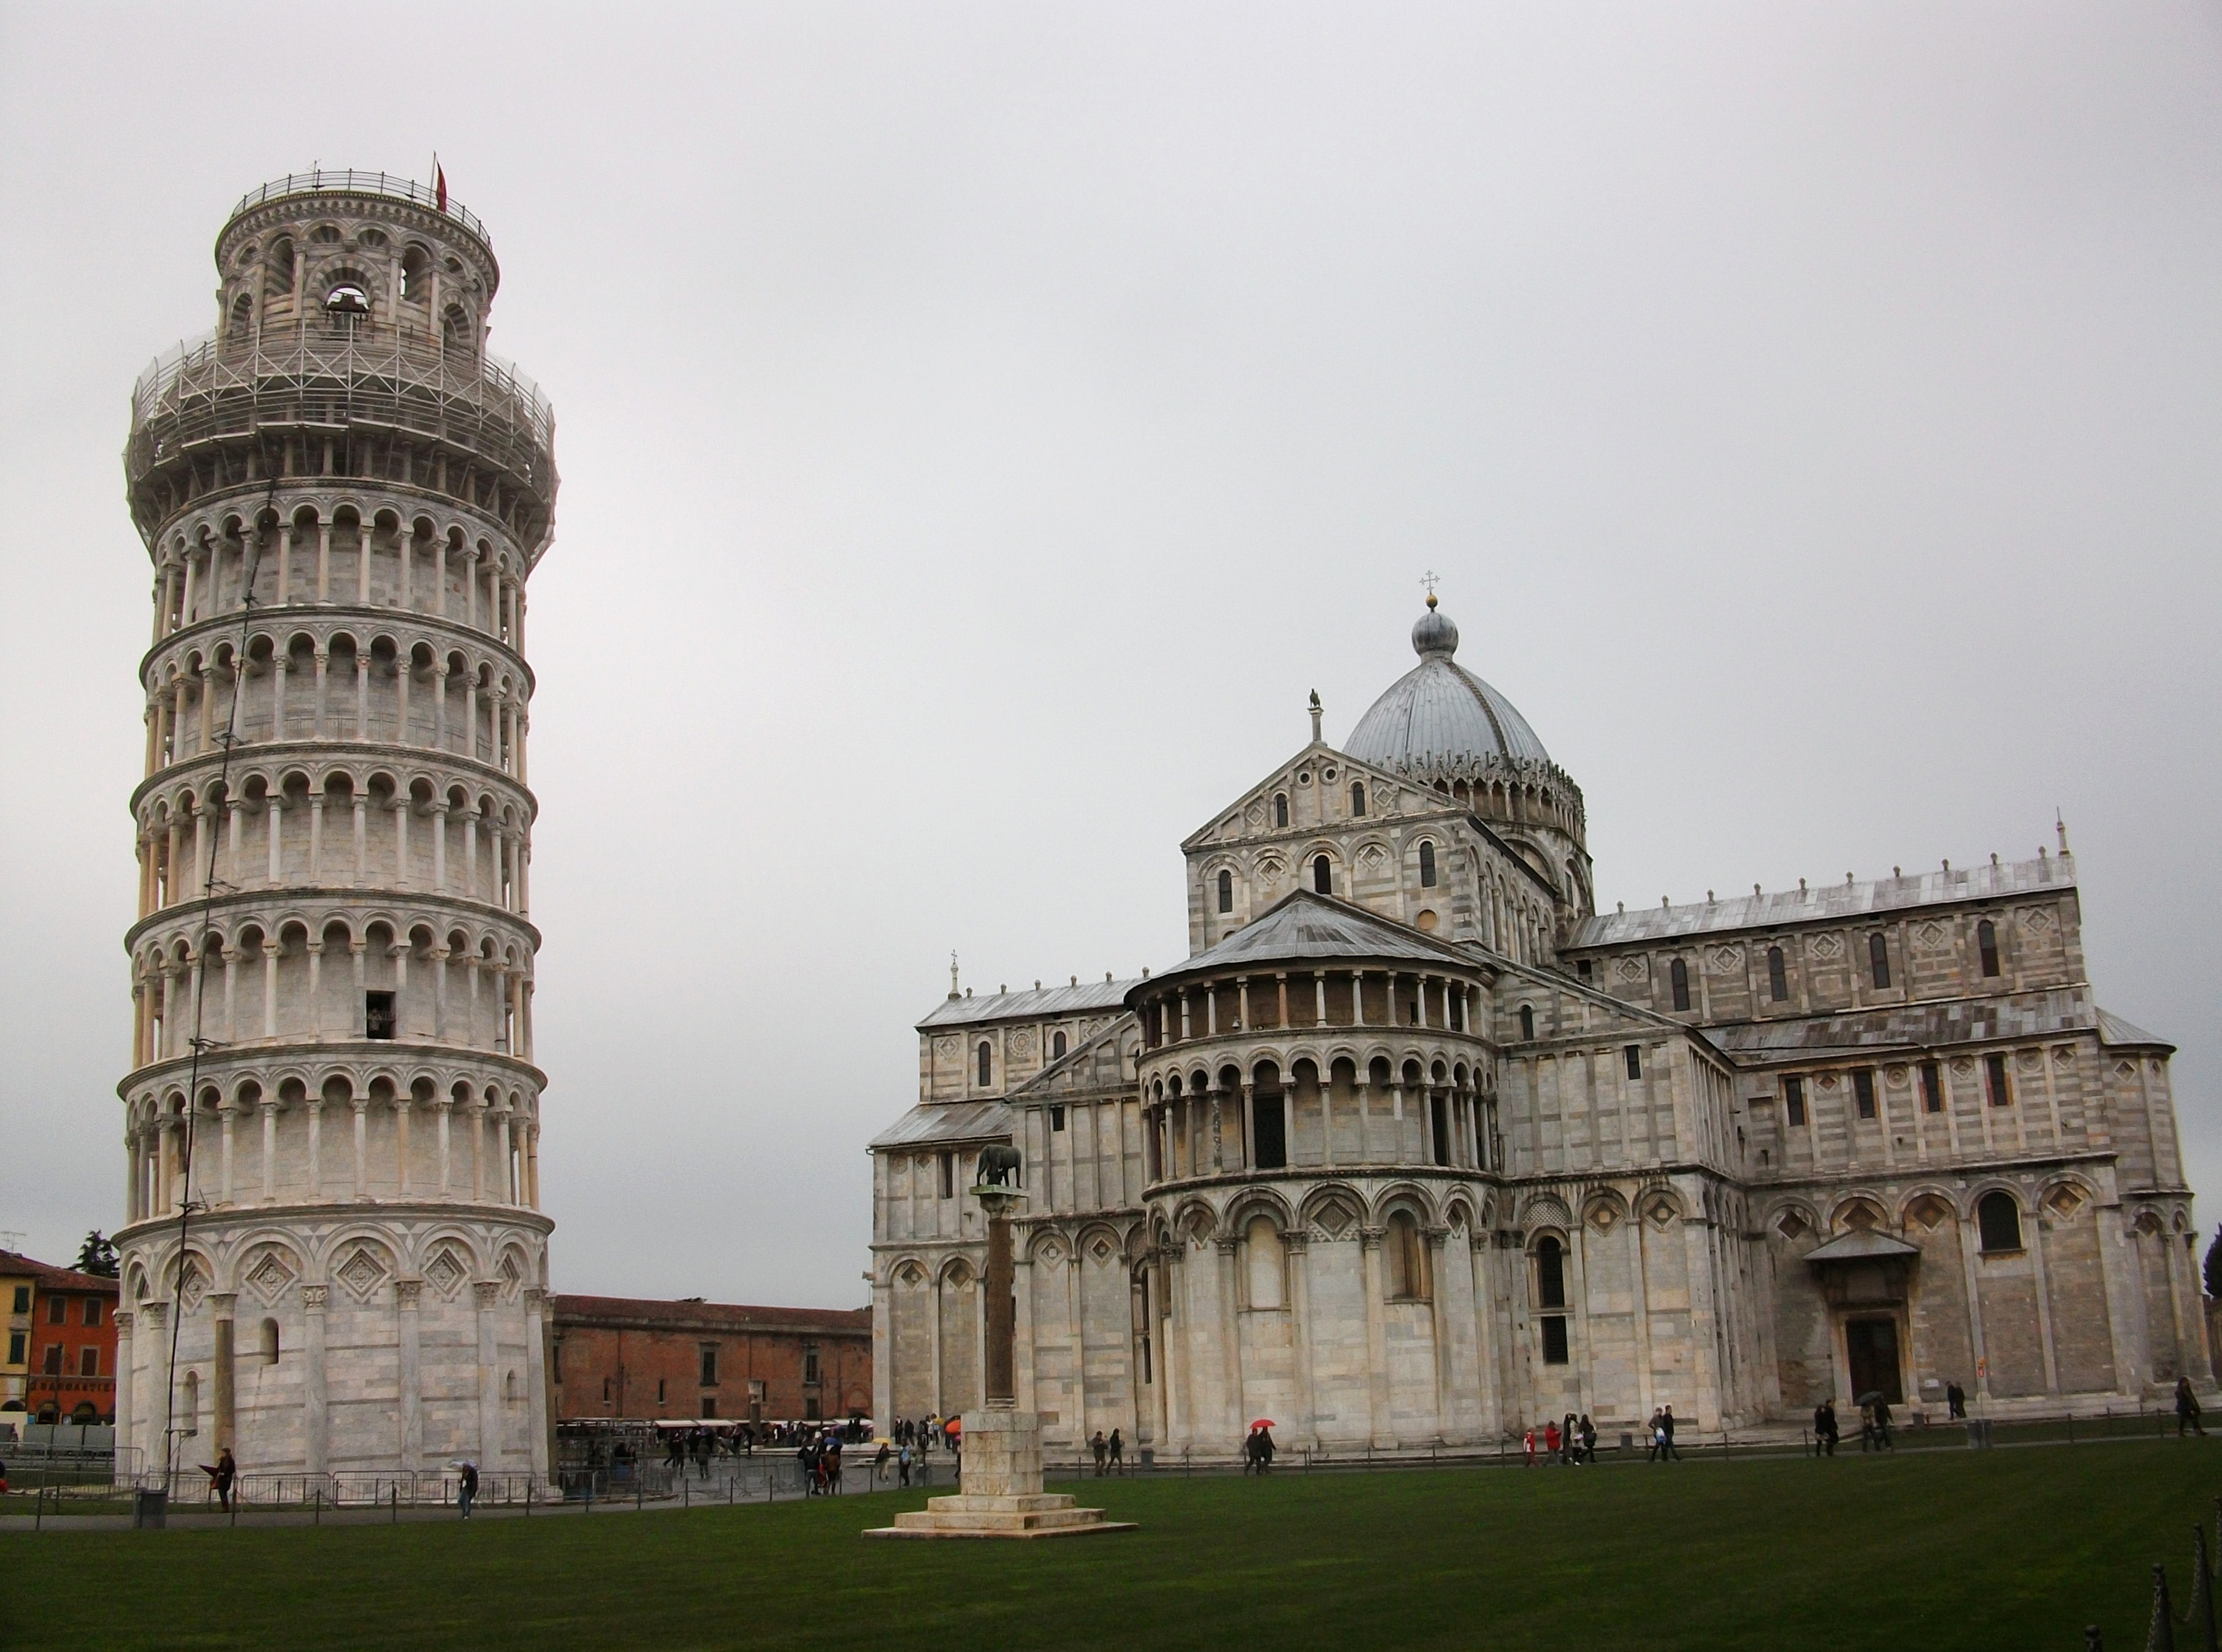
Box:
[302,1285,329,1476]
[113,1311,136,1477]
[397,1279,424,1469]
[211,1294,238,1450]
[474,1280,502,1464]
[523,1288,551,1482]
[1360,1229,1392,1447]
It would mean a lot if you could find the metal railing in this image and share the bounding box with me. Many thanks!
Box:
[230,171,492,250]
[126,318,557,508]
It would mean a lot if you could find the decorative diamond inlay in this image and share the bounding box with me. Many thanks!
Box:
[423,1248,468,1298]
[335,1247,388,1303]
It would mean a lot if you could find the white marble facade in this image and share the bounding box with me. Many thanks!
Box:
[113,173,556,1481]
[870,598,2204,1459]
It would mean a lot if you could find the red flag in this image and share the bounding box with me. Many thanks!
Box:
[435,159,448,213]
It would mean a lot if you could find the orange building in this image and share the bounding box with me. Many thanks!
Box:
[0,1251,122,1426]
[551,1296,871,1425]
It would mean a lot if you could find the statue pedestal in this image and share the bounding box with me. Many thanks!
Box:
[865,1404,1135,1540]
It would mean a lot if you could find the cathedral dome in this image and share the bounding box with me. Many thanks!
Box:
[1344,596,1553,774]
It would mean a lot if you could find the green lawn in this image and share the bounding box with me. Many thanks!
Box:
[7,1443,2215,1650]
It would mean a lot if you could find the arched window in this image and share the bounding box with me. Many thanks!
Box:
[1670,957,1690,1011]
[1052,1030,1067,1060]
[1384,1212,1429,1300]
[402,245,432,302]
[976,1041,992,1087]
[1350,782,1366,816]
[1519,1004,1535,1041]
[259,1318,280,1364]
[1977,1191,2023,1253]
[1274,793,1289,829]
[1313,856,1332,895]
[323,283,370,321]
[1869,932,1891,989]
[1217,869,1233,914]
[1977,919,2000,978]
[1418,842,1437,887]
[1767,945,1789,1002]
[1534,1235,1568,1319]
[1246,1216,1285,1310]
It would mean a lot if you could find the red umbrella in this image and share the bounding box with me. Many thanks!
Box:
[1250,1419,1277,1430]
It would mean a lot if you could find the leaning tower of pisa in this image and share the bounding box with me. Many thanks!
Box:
[115,172,557,1485]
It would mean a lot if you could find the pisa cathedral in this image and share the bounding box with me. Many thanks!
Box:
[869,596,2204,1455]
[113,174,554,1479]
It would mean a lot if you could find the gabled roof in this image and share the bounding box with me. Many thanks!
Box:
[1010,1017,1136,1100]
[1140,889,1478,991]
[918,977,1140,1030]
[1803,1230,1920,1264]
[869,1100,1013,1150]
[1567,853,2077,948]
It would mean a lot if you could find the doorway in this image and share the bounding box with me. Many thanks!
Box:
[1845,1317,1904,1404]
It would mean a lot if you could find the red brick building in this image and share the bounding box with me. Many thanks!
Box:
[551,1296,871,1425]
[1,1252,122,1426]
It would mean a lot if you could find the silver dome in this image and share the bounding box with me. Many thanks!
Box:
[1344,600,1553,772]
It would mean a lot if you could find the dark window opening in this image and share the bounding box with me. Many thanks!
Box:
[364,990,397,1040]
[1854,1068,1877,1120]
[43,1344,63,1375]
[1920,1062,1943,1113]
[1541,1315,1570,1365]
[939,1151,955,1198]
[804,1397,822,1420]
[1430,1093,1450,1166]
[603,1376,612,1403]
[701,1397,717,1418]
[6,1333,23,1365]
[1216,870,1232,913]
[1977,1191,2023,1253]
[700,1346,718,1387]
[1274,793,1288,829]
[83,1300,101,1327]
[1535,1237,1567,1309]
[1052,1030,1067,1060]
[1984,1052,2012,1107]
[1767,946,1789,1002]
[1977,919,2001,978]
[1050,1105,1066,1132]
[1576,959,1592,981]
[657,1379,666,1403]
[1418,842,1437,887]
[47,1298,65,1325]
[1253,1095,1287,1170]
[9,1286,26,1314]
[1785,1075,1807,1127]
[80,1346,99,1377]
[1670,957,1690,1011]
[1869,932,1892,989]
[1350,782,1366,816]
[1518,1004,1536,1041]
[1313,856,1332,895]
[1624,1045,1643,1081]
[976,1041,993,1087]
[804,1345,822,1385]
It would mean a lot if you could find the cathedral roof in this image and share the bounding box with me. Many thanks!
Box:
[1567,853,2077,948]
[870,1099,1014,1149]
[918,976,1140,1030]
[1343,597,1554,774]
[1707,988,2101,1059]
[1143,889,1476,990]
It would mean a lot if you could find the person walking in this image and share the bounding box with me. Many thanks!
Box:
[1814,1399,1838,1457]
[458,1460,479,1520]
[1522,1428,1536,1467]
[2177,1376,2205,1437]
[1659,1406,1682,1461]
[1256,1425,1276,1475]
[1091,1430,1108,1477]
[213,1446,237,1514]
[1645,1410,1665,1463]
[1945,1382,1967,1421]
[1578,1415,1597,1466]
[1543,1420,1561,1463]
[898,1442,912,1487]
[876,1439,891,1483]
[1109,1428,1124,1474]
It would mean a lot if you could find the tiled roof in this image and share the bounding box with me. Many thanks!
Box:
[918,977,1140,1030]
[1568,853,2076,948]
[550,1295,869,1333]
[0,1251,121,1295]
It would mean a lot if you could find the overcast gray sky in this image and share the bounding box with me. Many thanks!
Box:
[2,3,2217,1307]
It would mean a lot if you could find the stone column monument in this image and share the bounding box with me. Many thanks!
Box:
[868,1176,1132,1539]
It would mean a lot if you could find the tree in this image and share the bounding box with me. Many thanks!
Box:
[75,1231,118,1279]
[2205,1225,2222,1302]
